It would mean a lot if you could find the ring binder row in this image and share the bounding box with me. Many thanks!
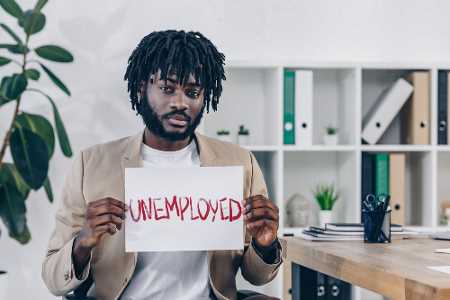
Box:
[291,264,351,300]
[283,70,314,146]
[362,71,431,145]
[438,70,450,145]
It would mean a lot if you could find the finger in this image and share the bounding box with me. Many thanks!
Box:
[246,219,278,230]
[90,198,125,210]
[245,197,278,213]
[244,207,278,223]
[95,223,118,236]
[91,214,123,229]
[88,204,125,219]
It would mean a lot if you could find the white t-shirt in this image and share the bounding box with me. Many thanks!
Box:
[120,139,212,300]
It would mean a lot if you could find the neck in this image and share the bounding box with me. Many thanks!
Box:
[143,128,193,151]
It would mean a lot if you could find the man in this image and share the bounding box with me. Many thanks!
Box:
[42,30,285,300]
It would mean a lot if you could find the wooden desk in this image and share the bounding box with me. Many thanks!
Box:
[286,237,450,300]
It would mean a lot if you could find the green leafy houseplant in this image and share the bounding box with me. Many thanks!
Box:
[326,126,337,136]
[0,0,74,249]
[313,183,339,211]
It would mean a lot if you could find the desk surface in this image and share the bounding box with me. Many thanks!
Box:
[286,237,450,300]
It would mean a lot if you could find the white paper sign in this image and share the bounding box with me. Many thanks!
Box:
[125,166,244,252]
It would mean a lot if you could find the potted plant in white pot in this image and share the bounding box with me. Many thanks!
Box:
[237,124,250,145]
[0,0,74,288]
[216,129,232,143]
[323,126,338,145]
[313,183,339,228]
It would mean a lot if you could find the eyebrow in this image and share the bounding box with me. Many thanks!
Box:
[162,77,201,88]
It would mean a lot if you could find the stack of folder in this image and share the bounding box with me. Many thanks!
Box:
[362,152,406,225]
[438,70,450,144]
[300,223,413,241]
[362,71,430,145]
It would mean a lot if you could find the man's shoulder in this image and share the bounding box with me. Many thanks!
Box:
[80,134,136,161]
[197,133,252,161]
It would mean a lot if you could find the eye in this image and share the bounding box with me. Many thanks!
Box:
[186,89,200,99]
[160,85,174,94]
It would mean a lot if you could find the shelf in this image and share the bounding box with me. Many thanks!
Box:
[283,145,356,152]
[360,145,432,152]
[242,145,280,152]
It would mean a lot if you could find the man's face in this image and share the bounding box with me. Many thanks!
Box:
[139,71,205,141]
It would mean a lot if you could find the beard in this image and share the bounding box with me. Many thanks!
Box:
[138,95,204,142]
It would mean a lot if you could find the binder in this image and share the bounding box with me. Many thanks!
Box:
[284,70,295,145]
[438,70,448,145]
[389,153,406,225]
[362,78,413,144]
[361,152,375,222]
[403,72,430,144]
[295,70,314,146]
[447,72,450,143]
[375,153,390,196]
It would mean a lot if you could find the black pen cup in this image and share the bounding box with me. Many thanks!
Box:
[363,209,391,243]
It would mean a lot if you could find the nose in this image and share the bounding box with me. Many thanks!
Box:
[169,92,189,111]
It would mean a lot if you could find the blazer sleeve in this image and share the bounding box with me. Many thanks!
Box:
[41,151,92,296]
[240,151,287,286]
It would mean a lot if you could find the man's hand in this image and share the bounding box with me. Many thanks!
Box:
[72,197,126,277]
[243,195,279,247]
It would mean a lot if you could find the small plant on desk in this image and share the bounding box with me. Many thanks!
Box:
[313,183,339,227]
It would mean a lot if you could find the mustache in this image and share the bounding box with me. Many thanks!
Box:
[163,111,191,122]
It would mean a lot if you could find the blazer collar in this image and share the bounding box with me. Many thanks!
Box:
[121,129,218,168]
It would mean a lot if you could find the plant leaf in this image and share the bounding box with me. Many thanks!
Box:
[43,177,53,203]
[24,68,40,80]
[0,183,31,244]
[39,63,71,96]
[34,0,47,11]
[0,163,30,199]
[0,56,12,66]
[15,112,55,158]
[18,9,45,35]
[0,0,24,19]
[35,45,73,63]
[4,73,27,99]
[32,90,72,157]
[9,127,49,190]
[0,23,22,44]
[0,43,29,54]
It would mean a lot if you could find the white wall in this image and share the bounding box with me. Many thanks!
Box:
[1,0,450,299]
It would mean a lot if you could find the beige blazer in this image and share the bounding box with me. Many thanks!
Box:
[42,131,286,300]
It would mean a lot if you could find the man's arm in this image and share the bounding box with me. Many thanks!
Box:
[42,152,90,296]
[240,152,286,286]
[41,151,125,296]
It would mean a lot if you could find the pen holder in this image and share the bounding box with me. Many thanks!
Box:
[363,209,391,243]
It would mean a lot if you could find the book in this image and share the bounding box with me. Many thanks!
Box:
[403,72,430,144]
[283,70,295,145]
[295,70,313,146]
[362,78,413,144]
[324,223,403,232]
[438,70,448,145]
[375,153,390,196]
[390,153,406,225]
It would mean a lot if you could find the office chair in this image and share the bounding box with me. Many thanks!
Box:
[62,271,268,300]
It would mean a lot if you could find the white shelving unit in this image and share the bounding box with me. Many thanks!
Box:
[198,62,450,300]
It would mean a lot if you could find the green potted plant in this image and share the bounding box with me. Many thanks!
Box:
[237,124,250,145]
[323,125,338,145]
[313,183,339,227]
[216,128,231,143]
[0,0,74,282]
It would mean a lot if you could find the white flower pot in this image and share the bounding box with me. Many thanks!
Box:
[217,135,232,143]
[237,135,250,146]
[319,210,333,228]
[0,272,7,299]
[323,134,338,145]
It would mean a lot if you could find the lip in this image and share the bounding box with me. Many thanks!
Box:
[167,117,188,127]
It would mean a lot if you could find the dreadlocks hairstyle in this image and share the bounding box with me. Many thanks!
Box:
[124,30,226,113]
